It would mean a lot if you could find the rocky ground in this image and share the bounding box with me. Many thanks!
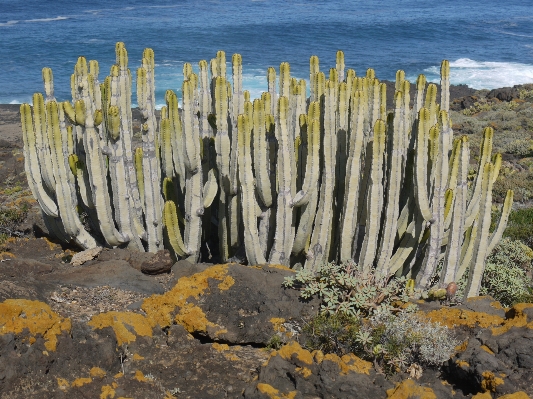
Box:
[1,84,533,398]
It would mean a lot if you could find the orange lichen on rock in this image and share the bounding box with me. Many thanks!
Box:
[141,264,231,329]
[257,383,297,399]
[0,299,71,351]
[323,353,372,375]
[295,366,312,378]
[174,302,217,333]
[480,345,495,355]
[90,367,107,378]
[480,371,505,392]
[100,384,116,399]
[270,318,286,333]
[423,307,504,329]
[71,377,92,387]
[456,360,470,368]
[212,342,230,352]
[132,353,144,361]
[277,341,314,365]
[472,392,492,399]
[88,311,155,346]
[492,303,533,336]
[134,370,147,382]
[57,378,70,391]
[455,340,469,353]
[218,275,235,290]
[312,350,324,364]
[386,379,437,399]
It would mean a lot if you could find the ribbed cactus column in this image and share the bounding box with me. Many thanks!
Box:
[269,96,295,266]
[305,81,337,272]
[359,119,386,273]
[72,57,128,247]
[137,49,163,252]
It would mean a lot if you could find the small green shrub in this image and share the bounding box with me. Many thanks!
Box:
[504,139,533,157]
[493,171,533,203]
[283,260,410,317]
[0,203,28,239]
[302,308,458,374]
[456,238,533,307]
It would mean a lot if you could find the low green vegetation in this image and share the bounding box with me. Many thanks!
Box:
[285,261,458,375]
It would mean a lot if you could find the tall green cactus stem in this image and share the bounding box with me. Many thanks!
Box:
[32,93,56,195]
[339,91,365,262]
[137,50,163,252]
[114,44,144,228]
[214,76,231,261]
[166,90,185,189]
[20,103,59,217]
[376,89,408,277]
[46,101,98,248]
[181,78,204,261]
[309,55,320,102]
[417,111,451,288]
[106,68,144,250]
[486,189,513,254]
[464,162,495,298]
[336,51,345,82]
[359,119,386,272]
[42,68,55,101]
[465,127,494,227]
[269,96,295,265]
[71,56,129,247]
[253,98,273,207]
[292,103,320,255]
[238,113,267,265]
[440,60,450,113]
[441,136,469,285]
[163,200,188,258]
[267,67,277,115]
[305,82,337,271]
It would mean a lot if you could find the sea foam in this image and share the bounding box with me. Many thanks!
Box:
[422,59,533,90]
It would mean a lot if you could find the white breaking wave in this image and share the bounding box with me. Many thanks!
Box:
[0,16,68,27]
[422,58,533,90]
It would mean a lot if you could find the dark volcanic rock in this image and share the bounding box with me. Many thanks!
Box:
[39,260,165,294]
[487,86,521,102]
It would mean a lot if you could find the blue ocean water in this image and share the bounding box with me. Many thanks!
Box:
[1,0,533,106]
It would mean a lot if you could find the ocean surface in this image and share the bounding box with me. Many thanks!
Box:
[1,0,533,107]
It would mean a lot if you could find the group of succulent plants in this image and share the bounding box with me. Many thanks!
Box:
[21,42,514,298]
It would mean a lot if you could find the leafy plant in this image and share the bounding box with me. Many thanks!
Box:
[283,260,410,317]
[503,207,533,247]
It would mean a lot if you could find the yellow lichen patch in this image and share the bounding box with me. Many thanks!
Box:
[270,318,286,333]
[491,303,533,336]
[0,251,16,259]
[257,383,297,399]
[132,353,145,360]
[490,301,504,310]
[114,372,124,379]
[423,308,504,329]
[0,299,71,351]
[386,379,437,399]
[71,377,92,387]
[480,345,495,355]
[295,366,312,378]
[90,367,107,378]
[472,392,492,399]
[323,353,372,375]
[456,360,470,368]
[100,384,116,399]
[57,378,69,391]
[223,352,240,361]
[174,302,217,333]
[480,371,505,392]
[212,342,230,352]
[455,340,469,353]
[498,392,531,399]
[312,350,324,364]
[134,370,147,382]
[88,311,155,346]
[278,341,314,365]
[141,264,230,328]
[217,275,235,290]
[267,264,295,272]
[163,392,178,399]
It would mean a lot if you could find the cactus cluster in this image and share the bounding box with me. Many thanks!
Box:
[21,43,513,297]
